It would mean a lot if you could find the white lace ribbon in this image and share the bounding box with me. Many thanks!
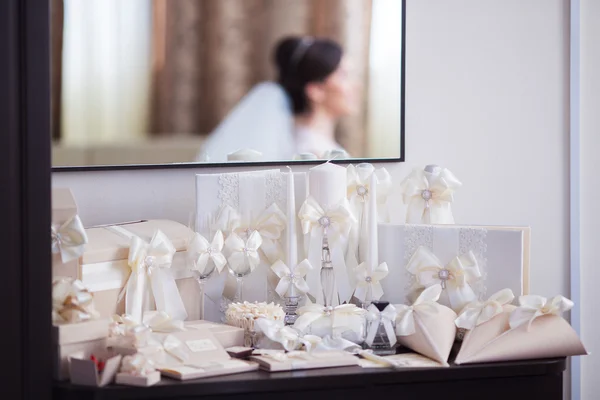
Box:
[365,304,397,347]
[455,288,515,330]
[509,294,573,331]
[354,262,388,302]
[119,230,188,323]
[294,304,365,334]
[271,259,312,298]
[394,284,442,336]
[188,230,227,274]
[399,167,462,224]
[52,215,88,262]
[225,231,262,274]
[406,246,481,312]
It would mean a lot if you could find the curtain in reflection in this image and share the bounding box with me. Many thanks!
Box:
[151,0,372,157]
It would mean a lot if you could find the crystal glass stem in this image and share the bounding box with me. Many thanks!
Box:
[284,296,300,325]
[196,277,206,319]
[321,266,335,308]
[235,276,244,302]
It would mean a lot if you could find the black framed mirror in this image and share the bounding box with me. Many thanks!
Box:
[50,0,406,171]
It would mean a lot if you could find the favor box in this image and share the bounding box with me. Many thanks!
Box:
[52,188,80,278]
[69,351,122,387]
[378,224,530,309]
[52,318,110,380]
[250,350,359,372]
[115,371,161,387]
[184,320,245,348]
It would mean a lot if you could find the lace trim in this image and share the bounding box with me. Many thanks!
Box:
[265,171,286,211]
[403,225,434,302]
[217,173,240,209]
[459,227,488,300]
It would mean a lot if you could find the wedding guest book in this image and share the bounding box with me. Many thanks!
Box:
[250,350,359,372]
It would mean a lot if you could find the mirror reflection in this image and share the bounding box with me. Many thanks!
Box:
[51,0,403,167]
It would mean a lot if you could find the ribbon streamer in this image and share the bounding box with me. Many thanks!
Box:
[394,284,442,336]
[188,230,227,274]
[294,304,366,335]
[399,167,462,224]
[225,231,263,274]
[455,288,515,330]
[509,294,573,331]
[406,246,481,312]
[51,215,88,263]
[354,262,389,302]
[52,277,99,323]
[271,259,312,298]
[365,304,397,347]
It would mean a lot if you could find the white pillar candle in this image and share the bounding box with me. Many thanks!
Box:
[286,168,298,268]
[367,171,378,271]
[308,162,346,208]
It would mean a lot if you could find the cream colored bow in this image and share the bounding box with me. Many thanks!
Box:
[225,231,262,274]
[162,334,190,363]
[406,246,481,312]
[399,167,462,224]
[365,304,398,347]
[346,164,392,222]
[120,354,156,376]
[455,288,515,330]
[395,284,442,336]
[294,304,366,334]
[51,215,88,262]
[306,335,361,353]
[509,295,573,331]
[188,230,227,274]
[109,314,153,348]
[142,311,185,333]
[271,259,312,298]
[298,197,354,242]
[52,277,99,323]
[122,230,188,323]
[354,262,389,302]
[255,318,301,351]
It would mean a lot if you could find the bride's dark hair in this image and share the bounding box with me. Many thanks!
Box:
[274,36,343,115]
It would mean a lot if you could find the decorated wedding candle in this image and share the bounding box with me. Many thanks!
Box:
[286,168,298,268]
[308,162,346,208]
[367,172,378,271]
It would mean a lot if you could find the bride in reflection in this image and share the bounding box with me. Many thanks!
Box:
[198,36,358,162]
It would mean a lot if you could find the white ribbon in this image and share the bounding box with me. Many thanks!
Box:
[142,311,186,333]
[225,231,262,274]
[346,164,392,223]
[399,167,462,224]
[254,318,302,351]
[120,353,156,377]
[52,277,99,323]
[394,284,442,336]
[354,262,389,302]
[406,246,481,312]
[294,304,366,334]
[188,230,227,274]
[51,215,88,262]
[455,288,515,330]
[307,335,361,353]
[271,259,312,298]
[365,304,397,347]
[162,334,190,363]
[298,196,355,304]
[120,230,188,323]
[509,294,573,331]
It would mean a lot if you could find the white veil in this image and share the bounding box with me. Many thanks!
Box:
[198,82,296,162]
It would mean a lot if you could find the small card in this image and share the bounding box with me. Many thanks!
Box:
[186,339,218,353]
[226,346,254,358]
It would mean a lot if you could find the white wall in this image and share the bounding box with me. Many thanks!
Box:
[580,0,599,398]
[53,0,576,395]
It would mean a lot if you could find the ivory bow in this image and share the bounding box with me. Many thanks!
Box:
[52,277,99,323]
[346,164,392,222]
[255,318,301,351]
[110,311,185,349]
[271,259,312,298]
[354,262,389,302]
[395,284,442,336]
[214,204,286,264]
[120,354,156,376]
[365,304,397,347]
[142,311,186,333]
[399,167,462,224]
[161,334,190,363]
[225,231,262,274]
[294,304,366,334]
[307,335,361,353]
[406,246,481,312]
[455,288,515,330]
[509,295,573,331]
[51,215,88,262]
[121,230,188,323]
[188,230,227,274]
[298,197,354,242]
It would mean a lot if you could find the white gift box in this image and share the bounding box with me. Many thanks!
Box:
[184,320,245,348]
[68,351,122,387]
[115,371,161,387]
[378,224,530,311]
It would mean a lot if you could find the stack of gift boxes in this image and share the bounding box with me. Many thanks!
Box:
[50,163,586,387]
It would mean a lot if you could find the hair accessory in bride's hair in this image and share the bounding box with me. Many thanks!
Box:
[290,37,315,69]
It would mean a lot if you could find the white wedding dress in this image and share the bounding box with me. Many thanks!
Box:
[197,82,345,162]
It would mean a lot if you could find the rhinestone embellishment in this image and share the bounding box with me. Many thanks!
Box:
[438,269,450,280]
[319,216,331,227]
[421,189,432,201]
[206,248,213,255]
[324,306,334,316]
[144,256,155,267]
[242,247,250,255]
[365,276,373,283]
[357,185,368,197]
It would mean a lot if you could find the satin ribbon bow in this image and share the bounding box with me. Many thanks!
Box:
[399,167,462,224]
[354,262,389,302]
[298,196,354,242]
[225,231,262,274]
[406,246,481,312]
[255,318,301,351]
[188,230,227,274]
[365,304,398,347]
[161,334,190,363]
[305,335,361,353]
[51,215,88,262]
[52,278,99,323]
[121,230,188,323]
[455,288,515,330]
[346,164,392,222]
[294,304,366,334]
[214,204,286,264]
[394,284,442,336]
[109,314,153,348]
[271,259,312,298]
[142,311,185,333]
[120,354,156,377]
[509,295,573,331]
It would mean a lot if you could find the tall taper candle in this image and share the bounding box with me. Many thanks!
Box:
[367,171,378,271]
[286,167,298,269]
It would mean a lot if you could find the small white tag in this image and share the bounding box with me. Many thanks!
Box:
[185,339,218,353]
